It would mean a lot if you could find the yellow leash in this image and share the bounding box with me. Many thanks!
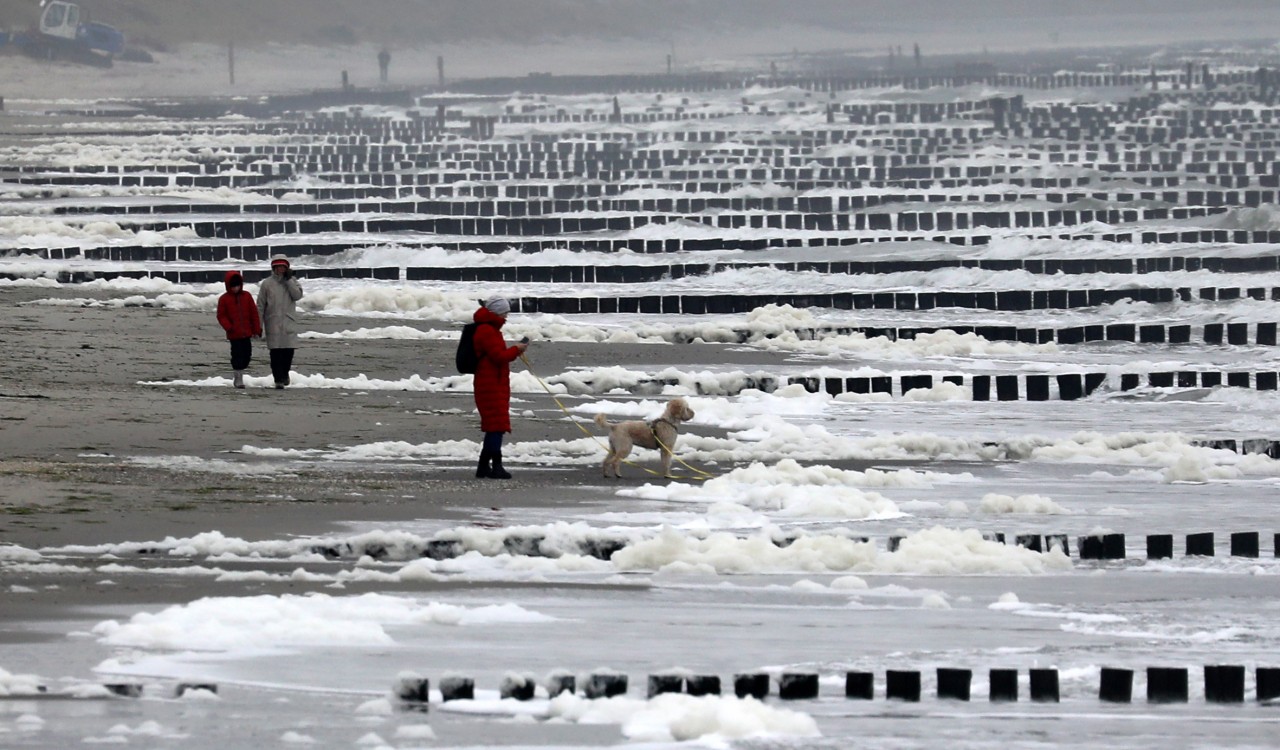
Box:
[518,353,715,481]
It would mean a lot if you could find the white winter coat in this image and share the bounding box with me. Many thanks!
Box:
[257,274,304,349]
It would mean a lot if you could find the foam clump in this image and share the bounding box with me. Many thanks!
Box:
[0,666,44,696]
[90,592,554,652]
[0,545,43,563]
[394,724,436,740]
[921,593,951,609]
[548,692,820,742]
[979,493,1070,514]
[613,526,1070,575]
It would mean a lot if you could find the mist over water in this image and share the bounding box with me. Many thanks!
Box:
[3,0,1280,98]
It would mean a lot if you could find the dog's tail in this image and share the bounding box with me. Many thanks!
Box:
[593,413,615,431]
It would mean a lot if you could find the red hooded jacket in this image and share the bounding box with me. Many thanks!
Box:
[217,271,263,340]
[471,306,523,433]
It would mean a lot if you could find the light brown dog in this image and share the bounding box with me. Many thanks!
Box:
[594,398,695,478]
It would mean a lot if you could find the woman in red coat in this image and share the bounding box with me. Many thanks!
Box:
[472,297,528,479]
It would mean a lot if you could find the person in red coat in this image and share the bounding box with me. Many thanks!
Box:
[216,270,263,389]
[472,297,528,479]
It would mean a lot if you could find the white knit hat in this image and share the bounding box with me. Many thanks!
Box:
[484,297,511,316]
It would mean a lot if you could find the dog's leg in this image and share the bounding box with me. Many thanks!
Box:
[610,434,630,479]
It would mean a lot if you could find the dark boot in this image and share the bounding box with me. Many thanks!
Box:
[488,453,512,479]
[476,451,492,478]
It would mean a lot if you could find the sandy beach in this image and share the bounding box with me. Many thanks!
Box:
[0,282,750,647]
[0,282,803,551]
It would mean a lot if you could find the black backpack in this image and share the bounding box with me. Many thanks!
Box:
[455,322,480,374]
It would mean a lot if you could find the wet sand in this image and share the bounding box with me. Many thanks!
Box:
[0,282,842,640]
[0,283,786,546]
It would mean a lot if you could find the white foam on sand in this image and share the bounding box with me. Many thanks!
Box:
[46,525,621,561]
[978,492,1071,514]
[0,545,43,563]
[37,517,1074,582]
[158,400,1280,489]
[25,292,214,311]
[300,325,437,340]
[0,216,197,248]
[102,721,188,740]
[678,426,1280,482]
[547,692,820,742]
[611,526,1071,575]
[300,286,476,319]
[90,592,555,652]
[139,369,562,394]
[393,724,436,740]
[0,666,45,696]
[617,459,911,523]
[65,290,1059,356]
[124,455,284,476]
[349,552,615,582]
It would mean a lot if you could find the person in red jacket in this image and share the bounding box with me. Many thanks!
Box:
[216,270,263,389]
[472,297,528,479]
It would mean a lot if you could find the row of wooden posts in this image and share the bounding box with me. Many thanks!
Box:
[396,665,1280,705]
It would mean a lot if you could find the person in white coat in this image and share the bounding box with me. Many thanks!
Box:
[257,254,304,388]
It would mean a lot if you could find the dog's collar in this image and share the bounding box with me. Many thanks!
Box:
[649,417,679,433]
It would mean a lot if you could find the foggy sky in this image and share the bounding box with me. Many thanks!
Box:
[2,0,1278,47]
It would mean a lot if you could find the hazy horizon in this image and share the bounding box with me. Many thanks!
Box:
[2,0,1279,100]
[3,0,1279,49]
